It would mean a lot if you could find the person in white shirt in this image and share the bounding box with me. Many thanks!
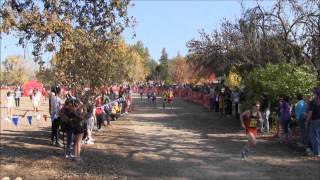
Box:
[50,86,63,146]
[6,91,14,118]
[32,89,42,116]
[232,87,240,119]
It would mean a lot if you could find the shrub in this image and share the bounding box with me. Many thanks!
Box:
[242,63,319,111]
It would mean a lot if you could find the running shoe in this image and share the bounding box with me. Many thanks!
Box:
[306,148,313,156]
[86,141,94,145]
[65,154,75,159]
[297,142,305,148]
[56,142,63,147]
[241,151,247,159]
[73,157,83,162]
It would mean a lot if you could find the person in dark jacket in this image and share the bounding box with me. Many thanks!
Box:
[66,98,86,161]
[59,100,74,158]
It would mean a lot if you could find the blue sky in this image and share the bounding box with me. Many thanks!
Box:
[1,0,275,64]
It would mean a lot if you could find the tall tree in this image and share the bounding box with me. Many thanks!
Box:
[159,48,169,67]
[186,0,320,80]
[1,0,135,87]
[1,55,32,85]
[159,48,169,81]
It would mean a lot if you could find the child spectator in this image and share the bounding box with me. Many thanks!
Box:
[111,102,120,121]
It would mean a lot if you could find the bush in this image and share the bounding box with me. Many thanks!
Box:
[242,63,319,111]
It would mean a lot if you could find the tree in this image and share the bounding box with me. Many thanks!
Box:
[1,55,32,85]
[159,48,169,66]
[158,48,169,81]
[186,0,320,79]
[146,59,159,81]
[35,68,55,87]
[1,0,135,86]
[173,56,189,84]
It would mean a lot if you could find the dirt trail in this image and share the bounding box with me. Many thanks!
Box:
[0,93,319,180]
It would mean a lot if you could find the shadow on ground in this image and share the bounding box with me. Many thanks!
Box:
[1,95,319,180]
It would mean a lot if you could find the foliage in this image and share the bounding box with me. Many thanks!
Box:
[1,0,136,89]
[224,67,242,89]
[159,48,169,78]
[186,0,320,79]
[242,63,319,110]
[35,68,55,87]
[169,54,190,84]
[53,36,150,87]
[1,55,32,85]
[1,0,134,67]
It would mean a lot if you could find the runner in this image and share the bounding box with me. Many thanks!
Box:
[147,86,152,102]
[139,85,144,100]
[32,89,41,116]
[151,87,157,107]
[6,91,14,119]
[162,89,168,110]
[126,86,133,112]
[240,101,262,159]
[168,88,174,110]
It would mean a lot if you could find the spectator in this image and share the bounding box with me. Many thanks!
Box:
[14,87,22,107]
[280,96,292,144]
[111,102,120,121]
[209,86,215,111]
[306,87,320,156]
[295,93,308,147]
[214,88,220,113]
[59,100,74,158]
[260,93,271,133]
[85,105,95,144]
[232,87,240,119]
[219,89,225,114]
[95,95,105,130]
[50,86,63,147]
[69,98,86,161]
[225,87,232,115]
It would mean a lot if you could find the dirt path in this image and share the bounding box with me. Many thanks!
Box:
[1,93,319,180]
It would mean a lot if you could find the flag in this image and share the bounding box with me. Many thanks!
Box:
[27,116,32,125]
[12,116,19,127]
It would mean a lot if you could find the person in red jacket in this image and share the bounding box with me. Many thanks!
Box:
[95,96,105,130]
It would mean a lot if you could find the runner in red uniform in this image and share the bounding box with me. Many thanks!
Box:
[240,101,262,158]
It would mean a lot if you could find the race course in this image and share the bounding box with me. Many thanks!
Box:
[1,93,319,180]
